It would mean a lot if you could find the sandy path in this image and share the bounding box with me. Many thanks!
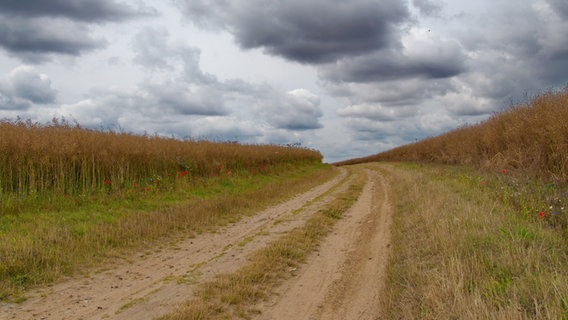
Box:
[1,168,348,320]
[255,169,393,320]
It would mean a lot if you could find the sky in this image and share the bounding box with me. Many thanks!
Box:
[0,0,567,162]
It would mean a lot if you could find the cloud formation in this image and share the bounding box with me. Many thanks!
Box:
[321,32,466,83]
[261,89,323,130]
[176,0,409,64]
[0,0,155,62]
[0,0,155,22]
[0,66,57,110]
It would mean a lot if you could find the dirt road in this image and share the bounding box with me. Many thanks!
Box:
[1,166,393,319]
[255,169,393,320]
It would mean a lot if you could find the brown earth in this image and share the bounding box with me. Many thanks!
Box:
[1,166,394,320]
[254,169,393,320]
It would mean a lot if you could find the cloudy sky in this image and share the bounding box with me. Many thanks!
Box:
[0,0,566,162]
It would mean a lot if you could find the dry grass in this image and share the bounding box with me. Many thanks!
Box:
[382,163,568,319]
[336,88,568,183]
[161,167,367,320]
[0,121,330,302]
[0,118,322,214]
[0,164,335,301]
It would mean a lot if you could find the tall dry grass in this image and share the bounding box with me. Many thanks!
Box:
[382,163,568,319]
[336,88,568,183]
[0,119,322,211]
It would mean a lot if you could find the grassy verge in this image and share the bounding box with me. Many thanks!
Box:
[0,163,336,302]
[160,167,367,320]
[382,163,568,319]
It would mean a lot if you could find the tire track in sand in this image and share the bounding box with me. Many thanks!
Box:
[255,168,393,320]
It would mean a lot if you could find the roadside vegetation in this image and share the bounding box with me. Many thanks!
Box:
[0,120,329,302]
[336,87,568,183]
[334,88,568,318]
[382,163,568,319]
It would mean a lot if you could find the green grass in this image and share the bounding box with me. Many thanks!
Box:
[0,163,336,302]
[382,163,568,319]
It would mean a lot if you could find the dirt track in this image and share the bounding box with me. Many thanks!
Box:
[255,169,393,319]
[1,166,393,319]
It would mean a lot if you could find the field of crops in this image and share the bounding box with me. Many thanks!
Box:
[0,119,322,215]
[335,88,568,183]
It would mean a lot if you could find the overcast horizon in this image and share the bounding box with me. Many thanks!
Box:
[0,0,566,162]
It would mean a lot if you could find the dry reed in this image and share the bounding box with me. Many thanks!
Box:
[0,119,322,213]
[335,88,568,183]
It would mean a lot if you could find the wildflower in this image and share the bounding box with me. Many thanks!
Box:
[481,181,486,185]
[538,211,545,218]
[104,179,111,185]
[502,169,507,174]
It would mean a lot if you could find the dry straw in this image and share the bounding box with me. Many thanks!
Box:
[0,119,322,199]
[335,88,568,183]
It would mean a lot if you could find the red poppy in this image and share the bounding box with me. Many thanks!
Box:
[539,211,545,218]
[502,169,507,173]
[104,179,110,185]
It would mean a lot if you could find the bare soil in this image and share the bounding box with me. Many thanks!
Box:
[254,169,393,320]
[1,166,393,320]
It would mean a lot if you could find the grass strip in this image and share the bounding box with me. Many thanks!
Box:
[160,167,367,320]
[0,163,336,302]
[382,163,568,319]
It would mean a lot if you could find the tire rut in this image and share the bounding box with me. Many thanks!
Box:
[1,168,350,320]
[255,167,393,320]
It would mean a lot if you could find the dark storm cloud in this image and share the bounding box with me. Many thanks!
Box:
[0,0,155,62]
[0,17,105,62]
[322,36,466,83]
[0,0,155,22]
[0,66,57,110]
[176,0,409,64]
